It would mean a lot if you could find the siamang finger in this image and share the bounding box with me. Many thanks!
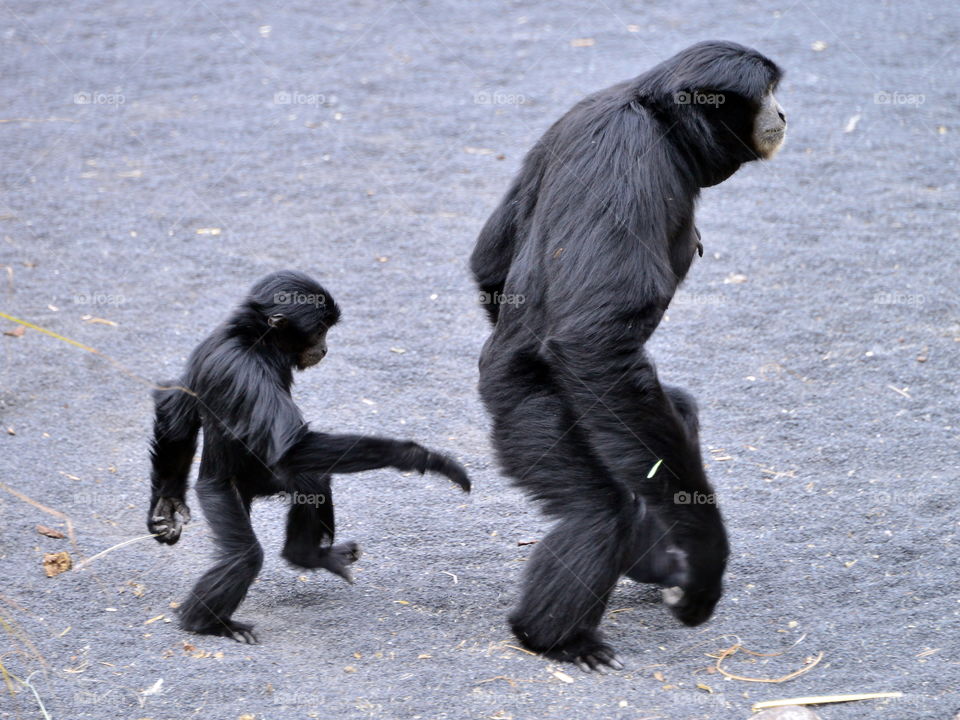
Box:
[172,499,192,524]
[588,656,608,674]
[148,497,191,544]
[153,523,181,544]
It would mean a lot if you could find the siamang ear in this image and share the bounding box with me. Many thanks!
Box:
[267,314,288,328]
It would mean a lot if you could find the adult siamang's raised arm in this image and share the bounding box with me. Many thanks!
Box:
[278,431,471,492]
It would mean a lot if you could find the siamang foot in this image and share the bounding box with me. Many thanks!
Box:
[397,441,472,492]
[424,451,472,493]
[218,619,258,644]
[547,631,623,673]
[148,496,191,544]
[317,542,362,584]
[282,541,362,582]
[513,622,624,673]
[183,618,258,644]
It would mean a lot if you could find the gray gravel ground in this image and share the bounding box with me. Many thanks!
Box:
[1,1,958,719]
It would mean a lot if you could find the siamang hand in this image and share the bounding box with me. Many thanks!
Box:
[148,496,192,544]
[396,442,471,492]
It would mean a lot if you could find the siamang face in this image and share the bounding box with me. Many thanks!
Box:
[264,286,339,370]
[247,271,341,371]
[296,328,329,370]
[752,88,786,159]
[267,312,334,371]
[682,83,785,175]
[662,41,785,171]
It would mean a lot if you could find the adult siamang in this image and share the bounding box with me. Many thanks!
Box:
[147,270,470,643]
[470,41,786,670]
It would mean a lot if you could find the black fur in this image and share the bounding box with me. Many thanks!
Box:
[148,270,470,643]
[470,41,782,669]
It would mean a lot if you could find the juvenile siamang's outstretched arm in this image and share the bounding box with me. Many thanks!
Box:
[147,383,200,544]
[278,431,471,492]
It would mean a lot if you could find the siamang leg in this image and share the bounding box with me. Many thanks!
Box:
[280,479,361,583]
[487,384,629,670]
[483,358,688,670]
[178,474,263,643]
[509,511,627,671]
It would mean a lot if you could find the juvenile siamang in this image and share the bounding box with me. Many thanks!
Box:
[147,270,470,643]
[470,41,786,670]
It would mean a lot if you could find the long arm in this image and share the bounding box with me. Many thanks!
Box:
[197,355,470,492]
[147,382,200,544]
[537,104,702,497]
[278,431,470,492]
[543,228,721,521]
[187,340,468,493]
[545,321,727,623]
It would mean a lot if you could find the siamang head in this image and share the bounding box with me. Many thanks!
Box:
[245,270,341,370]
[645,41,786,183]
